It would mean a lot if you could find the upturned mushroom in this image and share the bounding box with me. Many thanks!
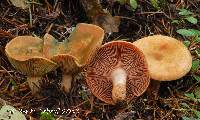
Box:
[5,36,58,94]
[132,35,192,97]
[43,23,104,93]
[85,41,150,105]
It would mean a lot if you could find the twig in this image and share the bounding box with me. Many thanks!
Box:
[0,29,15,38]
[0,70,15,73]
[28,6,33,28]
[45,23,54,33]
[0,17,20,27]
[2,8,10,18]
[136,11,171,19]
[72,100,89,109]
[21,91,32,101]
[0,66,14,78]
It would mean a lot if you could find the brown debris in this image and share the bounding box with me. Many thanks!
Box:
[0,0,200,119]
[81,0,120,33]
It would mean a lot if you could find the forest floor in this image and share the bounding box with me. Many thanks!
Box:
[0,0,200,120]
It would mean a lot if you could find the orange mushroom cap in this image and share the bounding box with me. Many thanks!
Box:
[43,23,104,93]
[5,36,57,76]
[5,36,58,94]
[43,23,104,72]
[85,41,150,105]
[133,35,192,81]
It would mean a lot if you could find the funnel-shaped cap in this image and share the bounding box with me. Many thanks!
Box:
[44,23,105,73]
[5,36,57,76]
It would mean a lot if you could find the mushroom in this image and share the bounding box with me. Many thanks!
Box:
[5,36,58,94]
[43,23,104,93]
[132,35,192,98]
[85,41,150,105]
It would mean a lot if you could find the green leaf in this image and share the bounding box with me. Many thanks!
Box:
[185,16,198,24]
[9,78,18,90]
[150,0,159,9]
[196,37,200,43]
[193,110,200,118]
[171,20,179,24]
[116,0,127,4]
[194,87,200,99]
[180,102,190,109]
[79,90,88,100]
[129,0,137,11]
[191,60,200,72]
[182,117,192,120]
[185,93,195,99]
[40,112,55,120]
[195,50,200,58]
[176,29,200,37]
[177,29,196,36]
[188,29,200,36]
[178,9,193,16]
[193,75,200,82]
[183,40,191,47]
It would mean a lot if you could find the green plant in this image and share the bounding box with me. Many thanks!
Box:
[172,9,198,24]
[180,93,200,119]
[116,0,138,11]
[116,0,160,11]
[150,0,159,9]
[184,93,200,103]
[79,89,88,100]
[10,78,19,90]
[40,112,55,120]
[179,9,197,24]
[191,59,200,82]
[174,8,200,83]
[176,28,200,48]
[175,29,200,82]
[176,29,200,37]
[130,0,137,10]
[175,8,200,119]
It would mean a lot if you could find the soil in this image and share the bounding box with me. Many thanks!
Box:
[0,0,200,120]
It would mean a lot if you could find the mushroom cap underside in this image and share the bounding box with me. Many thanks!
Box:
[85,41,150,104]
[51,54,81,73]
[133,35,192,81]
[5,36,57,76]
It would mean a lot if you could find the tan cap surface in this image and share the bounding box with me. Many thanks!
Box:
[85,41,150,104]
[133,35,192,81]
[44,23,104,73]
[5,36,57,76]
[66,23,104,67]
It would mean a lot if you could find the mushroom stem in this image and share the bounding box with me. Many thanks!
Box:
[146,80,161,99]
[27,76,42,95]
[61,73,72,93]
[111,68,127,103]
